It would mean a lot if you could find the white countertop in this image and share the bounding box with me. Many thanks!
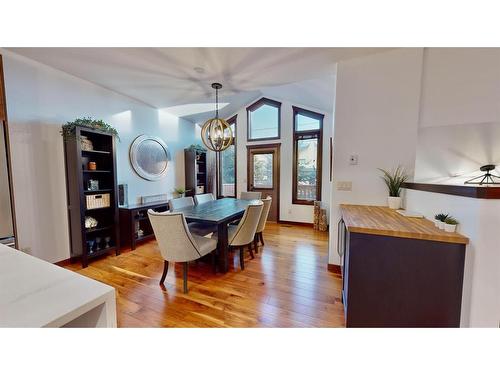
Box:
[0,244,116,327]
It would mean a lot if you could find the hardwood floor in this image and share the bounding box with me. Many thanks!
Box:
[65,223,345,327]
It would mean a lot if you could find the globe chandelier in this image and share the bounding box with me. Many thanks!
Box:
[200,83,233,152]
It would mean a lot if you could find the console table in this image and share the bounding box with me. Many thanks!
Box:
[119,200,169,250]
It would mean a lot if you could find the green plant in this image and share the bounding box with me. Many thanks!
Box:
[188,144,206,152]
[61,117,120,141]
[444,217,459,225]
[435,213,449,222]
[174,187,189,195]
[378,166,409,197]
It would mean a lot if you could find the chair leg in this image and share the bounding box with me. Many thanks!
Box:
[248,243,255,259]
[239,247,245,270]
[212,250,217,274]
[183,262,188,293]
[259,232,265,246]
[159,260,169,285]
[254,234,259,253]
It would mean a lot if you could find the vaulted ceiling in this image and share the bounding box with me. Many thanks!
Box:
[8,47,390,123]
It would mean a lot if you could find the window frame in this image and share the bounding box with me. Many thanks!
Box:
[246,97,282,142]
[218,114,237,198]
[292,106,324,205]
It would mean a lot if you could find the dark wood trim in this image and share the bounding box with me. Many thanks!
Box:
[247,143,280,222]
[403,182,500,199]
[0,54,18,249]
[246,97,281,142]
[278,220,314,227]
[327,263,341,274]
[292,106,324,205]
[329,137,333,182]
[54,258,73,267]
[217,115,237,198]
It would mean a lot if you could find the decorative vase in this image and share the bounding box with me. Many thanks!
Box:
[387,196,402,210]
[438,221,446,230]
[433,219,441,227]
[444,223,457,233]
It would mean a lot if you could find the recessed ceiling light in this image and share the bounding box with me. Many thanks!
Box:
[193,66,205,74]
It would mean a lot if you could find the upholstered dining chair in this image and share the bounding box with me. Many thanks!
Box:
[225,201,263,270]
[240,191,262,200]
[148,210,217,293]
[254,196,272,253]
[169,196,216,236]
[194,193,214,205]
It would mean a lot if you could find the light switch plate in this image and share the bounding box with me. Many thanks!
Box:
[336,181,352,191]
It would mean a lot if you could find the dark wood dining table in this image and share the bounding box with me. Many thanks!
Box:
[172,198,258,273]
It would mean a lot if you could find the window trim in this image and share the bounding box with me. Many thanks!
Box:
[218,114,237,198]
[246,97,281,142]
[292,106,324,205]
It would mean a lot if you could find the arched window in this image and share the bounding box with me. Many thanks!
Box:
[246,98,281,141]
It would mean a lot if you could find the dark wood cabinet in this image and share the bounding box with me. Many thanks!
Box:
[63,126,120,267]
[339,205,467,327]
[184,149,209,197]
[119,201,169,250]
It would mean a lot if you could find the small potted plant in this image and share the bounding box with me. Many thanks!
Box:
[434,213,448,228]
[444,216,459,233]
[173,187,189,198]
[378,166,408,209]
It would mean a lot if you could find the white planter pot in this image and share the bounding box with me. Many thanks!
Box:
[438,221,446,230]
[444,223,457,233]
[387,196,402,210]
[433,219,441,227]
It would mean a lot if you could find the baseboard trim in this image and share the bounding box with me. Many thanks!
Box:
[54,258,73,267]
[278,220,314,227]
[327,264,341,274]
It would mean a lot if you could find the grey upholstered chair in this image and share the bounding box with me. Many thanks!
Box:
[194,193,214,205]
[148,210,217,293]
[240,191,262,200]
[254,196,272,252]
[169,196,216,236]
[227,201,263,270]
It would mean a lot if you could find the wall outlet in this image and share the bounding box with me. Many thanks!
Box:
[349,154,358,165]
[336,181,352,191]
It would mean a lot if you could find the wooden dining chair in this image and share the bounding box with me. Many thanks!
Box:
[254,196,272,253]
[148,210,217,293]
[226,201,263,270]
[194,193,214,205]
[169,196,216,236]
[240,191,262,200]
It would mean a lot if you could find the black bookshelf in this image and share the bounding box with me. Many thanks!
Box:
[63,126,120,267]
[184,148,209,197]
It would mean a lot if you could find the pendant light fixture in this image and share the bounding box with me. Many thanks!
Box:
[200,83,233,152]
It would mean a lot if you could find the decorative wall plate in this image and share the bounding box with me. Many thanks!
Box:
[129,135,170,181]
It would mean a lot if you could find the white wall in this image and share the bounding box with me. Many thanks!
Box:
[329,48,424,264]
[227,96,333,223]
[1,49,199,263]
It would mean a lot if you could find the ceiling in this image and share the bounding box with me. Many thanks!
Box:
[8,47,390,123]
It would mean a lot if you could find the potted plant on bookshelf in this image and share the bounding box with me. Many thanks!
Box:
[60,117,120,142]
[434,213,448,229]
[444,216,459,233]
[378,166,408,209]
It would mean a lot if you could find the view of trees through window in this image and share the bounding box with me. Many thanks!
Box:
[253,153,273,188]
[220,119,236,197]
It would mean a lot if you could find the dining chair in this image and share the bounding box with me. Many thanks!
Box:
[169,196,216,236]
[194,193,214,205]
[148,210,217,293]
[254,196,272,253]
[240,191,262,200]
[226,201,263,270]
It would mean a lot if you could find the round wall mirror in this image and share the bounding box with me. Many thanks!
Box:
[129,135,170,181]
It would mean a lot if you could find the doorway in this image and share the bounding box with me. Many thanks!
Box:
[247,143,280,221]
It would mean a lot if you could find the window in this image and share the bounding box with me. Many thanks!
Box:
[247,98,281,141]
[218,115,237,197]
[292,106,324,205]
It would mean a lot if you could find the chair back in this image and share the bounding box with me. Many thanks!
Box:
[194,193,214,205]
[240,191,262,200]
[169,196,194,211]
[148,210,201,262]
[256,196,272,233]
[229,202,263,246]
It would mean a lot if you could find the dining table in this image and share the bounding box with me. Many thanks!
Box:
[172,197,259,273]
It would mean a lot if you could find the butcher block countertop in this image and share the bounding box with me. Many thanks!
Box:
[340,205,469,245]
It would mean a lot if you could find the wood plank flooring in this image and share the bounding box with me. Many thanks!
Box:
[64,223,345,327]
